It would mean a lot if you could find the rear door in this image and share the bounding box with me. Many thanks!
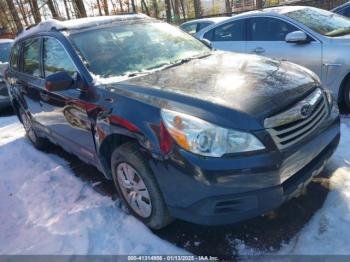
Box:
[17,37,45,119]
[246,16,323,78]
[203,19,247,53]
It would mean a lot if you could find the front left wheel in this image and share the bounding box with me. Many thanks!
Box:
[111,142,173,230]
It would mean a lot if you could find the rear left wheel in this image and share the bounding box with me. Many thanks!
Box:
[341,78,350,113]
[19,108,48,149]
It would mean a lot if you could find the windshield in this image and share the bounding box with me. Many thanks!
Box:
[285,7,350,37]
[0,43,12,63]
[70,22,210,79]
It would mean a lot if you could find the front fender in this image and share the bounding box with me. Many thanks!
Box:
[94,97,164,179]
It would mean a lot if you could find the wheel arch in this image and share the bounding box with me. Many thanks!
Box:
[338,70,350,104]
[10,98,21,121]
[97,133,138,179]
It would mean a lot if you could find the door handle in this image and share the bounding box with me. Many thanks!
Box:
[40,92,50,102]
[252,47,265,54]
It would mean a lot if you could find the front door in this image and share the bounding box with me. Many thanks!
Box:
[246,16,323,79]
[37,37,97,162]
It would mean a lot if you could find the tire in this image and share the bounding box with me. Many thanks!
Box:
[341,79,350,113]
[19,108,48,150]
[111,142,173,230]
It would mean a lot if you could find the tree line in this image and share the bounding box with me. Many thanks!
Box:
[0,0,231,34]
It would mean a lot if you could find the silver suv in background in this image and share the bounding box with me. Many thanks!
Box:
[0,39,13,110]
[197,6,350,111]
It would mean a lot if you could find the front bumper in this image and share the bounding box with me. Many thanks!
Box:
[149,109,340,225]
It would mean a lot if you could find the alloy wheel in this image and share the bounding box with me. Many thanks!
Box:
[116,162,152,218]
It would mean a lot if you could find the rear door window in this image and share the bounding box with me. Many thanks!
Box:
[10,43,20,70]
[198,22,211,31]
[211,19,245,41]
[23,38,41,77]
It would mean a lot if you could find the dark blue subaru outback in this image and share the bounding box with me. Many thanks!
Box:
[5,14,340,229]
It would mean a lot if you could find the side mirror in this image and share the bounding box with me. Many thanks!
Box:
[45,71,74,92]
[285,31,309,44]
[200,38,212,49]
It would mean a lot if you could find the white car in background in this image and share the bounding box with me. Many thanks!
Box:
[197,6,350,111]
[180,17,230,35]
[0,39,13,110]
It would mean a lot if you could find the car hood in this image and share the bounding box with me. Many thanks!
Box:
[107,52,318,130]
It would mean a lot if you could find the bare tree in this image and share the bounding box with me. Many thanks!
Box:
[47,0,59,19]
[225,0,231,13]
[131,0,136,12]
[53,0,63,18]
[141,0,149,15]
[29,0,42,23]
[15,0,29,26]
[5,0,23,32]
[256,0,263,9]
[151,0,158,18]
[179,0,186,20]
[110,0,117,14]
[173,0,180,21]
[164,0,172,21]
[73,0,88,17]
[96,0,103,15]
[63,0,71,19]
[102,0,109,15]
[0,2,14,32]
[193,0,202,18]
[118,0,124,13]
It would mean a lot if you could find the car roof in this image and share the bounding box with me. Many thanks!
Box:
[16,14,151,41]
[231,5,309,19]
[181,16,230,26]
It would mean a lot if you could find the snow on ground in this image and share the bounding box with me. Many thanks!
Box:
[0,116,186,255]
[277,116,350,255]
[236,116,350,255]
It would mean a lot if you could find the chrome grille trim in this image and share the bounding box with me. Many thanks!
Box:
[265,88,328,150]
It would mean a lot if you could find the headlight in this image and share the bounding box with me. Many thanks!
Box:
[324,88,333,107]
[161,109,265,157]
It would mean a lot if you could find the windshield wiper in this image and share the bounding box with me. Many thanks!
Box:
[127,53,212,77]
[326,27,350,37]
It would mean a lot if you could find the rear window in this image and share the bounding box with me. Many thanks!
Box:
[0,42,12,63]
[181,23,197,35]
[10,43,20,70]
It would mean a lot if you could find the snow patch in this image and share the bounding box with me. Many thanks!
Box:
[0,116,185,255]
[232,117,350,255]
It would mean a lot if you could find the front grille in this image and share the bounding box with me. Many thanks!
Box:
[265,88,329,150]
